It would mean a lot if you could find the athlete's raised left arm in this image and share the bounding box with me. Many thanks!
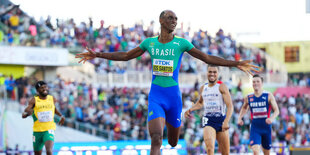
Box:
[187,48,260,76]
[53,96,65,125]
[265,93,279,124]
[219,83,233,131]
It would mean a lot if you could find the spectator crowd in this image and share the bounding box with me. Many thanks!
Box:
[0,3,266,74]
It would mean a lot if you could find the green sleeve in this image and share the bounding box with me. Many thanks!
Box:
[181,39,194,52]
[139,38,149,51]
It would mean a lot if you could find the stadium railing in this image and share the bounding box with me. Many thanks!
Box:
[95,70,287,88]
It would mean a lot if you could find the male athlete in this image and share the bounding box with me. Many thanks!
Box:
[76,10,259,155]
[185,65,233,155]
[22,81,65,155]
[238,74,279,155]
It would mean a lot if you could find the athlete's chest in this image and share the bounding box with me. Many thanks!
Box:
[147,41,182,58]
[202,86,222,101]
[35,98,54,110]
[249,96,268,108]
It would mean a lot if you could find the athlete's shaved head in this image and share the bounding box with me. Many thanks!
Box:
[159,10,174,19]
[159,10,177,33]
[160,10,166,19]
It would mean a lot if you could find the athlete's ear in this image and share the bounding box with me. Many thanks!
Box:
[159,18,163,25]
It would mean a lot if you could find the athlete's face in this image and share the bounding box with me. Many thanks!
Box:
[37,85,49,97]
[207,67,218,83]
[160,11,177,33]
[252,77,263,91]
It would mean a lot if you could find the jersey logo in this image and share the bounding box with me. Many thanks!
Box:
[150,42,154,47]
[173,41,180,46]
[262,96,266,100]
[149,111,153,116]
[250,98,254,102]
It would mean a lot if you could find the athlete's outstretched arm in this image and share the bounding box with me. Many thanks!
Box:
[76,47,145,63]
[22,97,35,118]
[237,96,249,126]
[188,48,260,76]
[266,93,279,124]
[184,86,204,118]
[53,96,65,125]
[220,83,233,131]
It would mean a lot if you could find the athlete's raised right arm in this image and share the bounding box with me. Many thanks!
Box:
[185,85,204,118]
[237,96,249,126]
[76,46,145,63]
[22,97,35,118]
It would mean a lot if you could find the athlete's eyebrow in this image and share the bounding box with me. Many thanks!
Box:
[168,15,177,20]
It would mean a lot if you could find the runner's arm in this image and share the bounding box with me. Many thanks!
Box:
[238,96,249,122]
[188,85,204,112]
[53,96,65,125]
[268,93,279,121]
[96,47,145,61]
[22,97,35,118]
[188,48,239,67]
[53,96,63,117]
[187,48,260,76]
[76,46,145,63]
[220,83,233,124]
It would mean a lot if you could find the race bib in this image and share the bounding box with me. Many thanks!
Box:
[38,111,53,122]
[253,107,267,113]
[152,59,173,76]
[205,102,221,114]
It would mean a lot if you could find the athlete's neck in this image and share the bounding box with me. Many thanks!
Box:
[208,80,218,87]
[254,89,263,97]
[158,31,174,43]
[38,95,48,100]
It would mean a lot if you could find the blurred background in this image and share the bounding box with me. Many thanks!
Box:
[0,0,310,154]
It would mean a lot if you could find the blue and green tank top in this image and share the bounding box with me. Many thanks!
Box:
[139,36,194,87]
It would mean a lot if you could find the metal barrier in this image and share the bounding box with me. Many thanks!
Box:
[96,70,287,88]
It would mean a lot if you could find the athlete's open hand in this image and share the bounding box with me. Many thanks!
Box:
[75,47,97,64]
[59,116,65,125]
[265,118,273,124]
[237,119,244,126]
[184,109,192,119]
[237,60,261,76]
[222,121,230,131]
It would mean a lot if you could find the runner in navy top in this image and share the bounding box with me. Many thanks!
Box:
[238,74,279,155]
